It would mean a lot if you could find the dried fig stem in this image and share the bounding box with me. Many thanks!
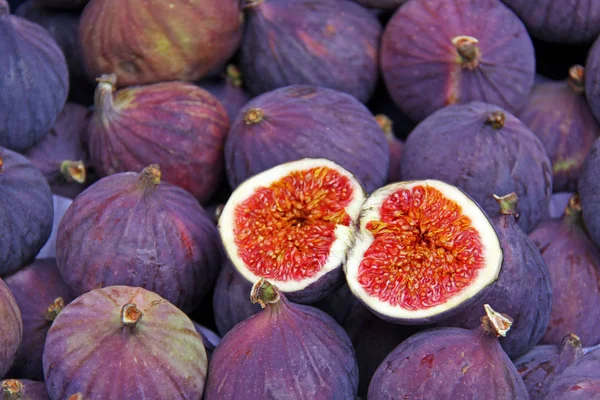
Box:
[565,194,582,217]
[493,193,519,217]
[481,304,513,337]
[138,164,162,187]
[121,303,143,327]
[244,108,265,125]
[452,36,481,70]
[1,380,23,399]
[225,65,243,87]
[486,111,506,130]
[45,297,65,322]
[60,160,86,184]
[94,74,117,118]
[375,114,394,138]
[251,278,281,308]
[567,65,585,94]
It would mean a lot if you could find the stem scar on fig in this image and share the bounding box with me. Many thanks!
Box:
[565,194,582,216]
[1,380,22,396]
[60,160,87,184]
[452,36,481,70]
[567,65,585,94]
[45,297,65,322]
[375,114,394,138]
[251,278,281,308]
[225,65,243,87]
[486,111,506,130]
[493,193,520,219]
[138,164,162,187]
[121,303,143,327]
[244,108,265,125]
[482,304,513,337]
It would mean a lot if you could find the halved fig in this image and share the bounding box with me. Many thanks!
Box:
[345,179,503,324]
[219,158,366,303]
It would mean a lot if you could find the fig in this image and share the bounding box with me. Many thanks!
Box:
[43,285,207,399]
[219,158,366,303]
[78,0,243,87]
[0,0,69,152]
[579,137,600,248]
[400,101,553,233]
[375,114,404,183]
[549,192,575,220]
[381,0,535,123]
[545,346,600,399]
[0,148,54,276]
[88,74,229,204]
[345,179,503,325]
[204,278,359,399]
[1,379,48,400]
[313,283,360,327]
[439,193,553,358]
[193,322,220,359]
[518,65,600,192]
[4,259,74,381]
[25,103,91,199]
[56,164,221,313]
[367,83,416,141]
[529,194,600,346]
[368,304,528,399]
[225,85,390,194]
[585,38,600,124]
[513,333,584,399]
[199,65,251,123]
[0,278,21,379]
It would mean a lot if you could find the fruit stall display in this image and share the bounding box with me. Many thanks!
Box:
[3,0,600,398]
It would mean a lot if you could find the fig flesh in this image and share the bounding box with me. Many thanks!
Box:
[0,380,49,400]
[0,278,22,379]
[579,137,600,248]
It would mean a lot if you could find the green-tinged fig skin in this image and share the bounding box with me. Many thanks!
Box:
[225,85,390,193]
[545,347,600,399]
[4,259,75,381]
[368,325,529,399]
[43,286,208,400]
[579,138,600,248]
[400,102,553,233]
[0,379,49,399]
[55,169,222,313]
[0,1,69,152]
[0,148,54,276]
[0,278,22,379]
[89,80,229,205]
[205,293,359,400]
[78,0,243,87]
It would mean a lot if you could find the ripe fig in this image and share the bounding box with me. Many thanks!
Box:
[225,85,390,194]
[78,0,243,87]
[585,38,600,124]
[56,164,221,313]
[199,65,251,123]
[0,379,49,400]
[529,195,600,346]
[240,0,381,103]
[0,278,22,379]
[381,0,535,123]
[345,179,503,325]
[193,322,220,360]
[545,346,600,398]
[375,114,404,183]
[368,304,528,399]
[43,286,207,399]
[549,192,575,220]
[400,101,553,233]
[205,278,359,399]
[0,0,69,152]
[579,137,600,248]
[219,158,366,303]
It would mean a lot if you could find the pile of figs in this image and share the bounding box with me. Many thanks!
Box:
[3,0,600,398]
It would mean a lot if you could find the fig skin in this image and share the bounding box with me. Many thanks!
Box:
[240,0,381,103]
[579,138,600,248]
[0,0,69,152]
[518,66,600,192]
[0,278,22,379]
[0,148,54,277]
[78,0,243,88]
[88,75,229,205]
[545,346,600,399]
[529,195,600,346]
[375,114,404,183]
[43,285,208,399]
[400,101,553,233]
[55,165,222,314]
[585,38,600,124]
[225,85,390,193]
[205,279,359,399]
[3,259,75,381]
[0,379,49,399]
[381,0,535,123]
[199,65,251,123]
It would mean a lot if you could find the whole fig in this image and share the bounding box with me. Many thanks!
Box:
[0,278,22,379]
[579,137,600,248]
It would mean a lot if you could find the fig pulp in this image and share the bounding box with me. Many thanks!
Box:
[400,101,553,233]
[579,137,600,248]
[43,286,208,399]
[375,115,404,184]
[0,278,22,379]
[368,305,529,399]
[219,158,366,303]
[345,179,503,325]
[56,165,221,313]
[205,278,359,399]
[225,85,390,194]
[0,380,49,400]
[529,195,600,346]
[199,65,251,123]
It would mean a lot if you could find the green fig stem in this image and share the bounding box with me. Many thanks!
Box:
[375,114,395,139]
[251,278,280,308]
[486,111,506,130]
[45,297,65,322]
[452,36,481,70]
[493,193,520,217]
[138,164,161,187]
[243,0,264,9]
[567,65,585,94]
[481,304,513,337]
[120,303,143,328]
[94,74,117,118]
[60,160,86,184]
[244,108,265,125]
[225,65,243,87]
[0,1,9,17]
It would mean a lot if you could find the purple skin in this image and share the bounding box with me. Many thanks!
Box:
[225,85,390,193]
[0,1,68,152]
[198,65,251,123]
[513,334,584,400]
[529,196,600,346]
[585,38,600,123]
[25,103,92,199]
[205,282,359,399]
[549,192,575,220]
[400,101,553,234]
[4,258,75,381]
[545,346,600,399]
[381,0,535,123]
[0,148,54,277]
[0,278,22,379]
[351,0,406,10]
[374,115,404,183]
[579,138,600,248]
[0,379,49,399]
[55,165,222,314]
[43,286,208,399]
[192,322,219,361]
[313,283,360,327]
[240,0,381,103]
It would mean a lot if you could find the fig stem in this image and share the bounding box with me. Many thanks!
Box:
[481,304,513,337]
[1,380,23,399]
[68,393,84,400]
[60,160,86,184]
[559,334,583,371]
[251,278,280,308]
[452,36,481,70]
[244,108,265,125]
[567,65,585,94]
[138,164,161,187]
[225,65,243,87]
[493,193,519,217]
[94,74,117,118]
[486,111,505,130]
[45,297,65,322]
[243,0,264,9]
[375,114,394,139]
[565,194,582,217]
[0,155,4,174]
[120,303,143,328]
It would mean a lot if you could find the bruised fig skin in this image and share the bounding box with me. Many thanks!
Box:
[381,0,535,123]
[375,114,404,183]
[0,0,69,152]
[578,138,600,248]
[368,305,529,399]
[0,278,22,379]
[529,195,600,346]
[0,379,49,400]
[199,65,251,123]
[400,102,553,233]
[43,286,208,399]
[4,259,75,381]
[56,165,222,313]
[241,0,381,103]
[205,279,359,400]
[88,74,229,204]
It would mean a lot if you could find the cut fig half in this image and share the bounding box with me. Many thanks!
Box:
[345,179,503,324]
[219,158,366,303]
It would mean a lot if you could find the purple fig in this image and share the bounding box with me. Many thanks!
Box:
[585,37,600,124]
[0,278,22,379]
[579,137,600,248]
[192,322,220,360]
[199,65,251,123]
[375,114,404,183]
[0,379,49,400]
[545,346,600,398]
